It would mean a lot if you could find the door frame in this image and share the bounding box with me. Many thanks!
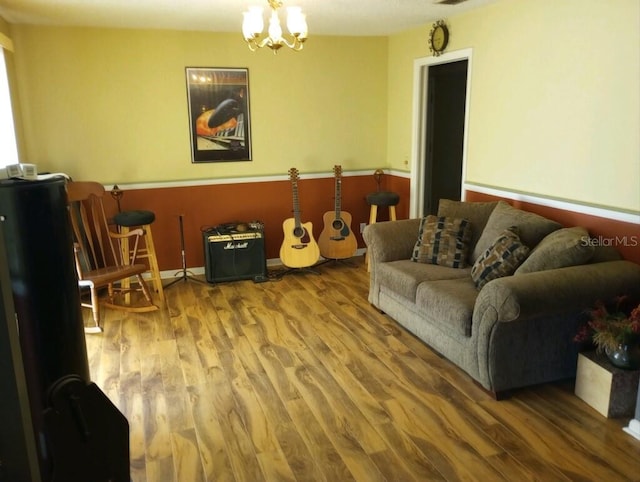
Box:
[409,48,473,218]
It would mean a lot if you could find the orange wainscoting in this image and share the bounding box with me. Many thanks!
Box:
[101,173,411,271]
[100,177,636,270]
[465,191,640,265]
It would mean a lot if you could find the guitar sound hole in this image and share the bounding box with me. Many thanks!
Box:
[332,219,343,230]
[293,226,311,244]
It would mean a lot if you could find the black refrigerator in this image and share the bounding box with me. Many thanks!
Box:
[0,177,129,482]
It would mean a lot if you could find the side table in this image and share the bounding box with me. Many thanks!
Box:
[574,351,640,418]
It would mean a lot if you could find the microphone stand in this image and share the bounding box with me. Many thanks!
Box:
[164,214,207,288]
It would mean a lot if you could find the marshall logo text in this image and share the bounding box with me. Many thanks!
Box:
[224,241,249,250]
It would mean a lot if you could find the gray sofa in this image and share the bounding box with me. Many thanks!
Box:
[363,199,640,397]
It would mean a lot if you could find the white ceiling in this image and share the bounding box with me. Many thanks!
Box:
[0,0,499,36]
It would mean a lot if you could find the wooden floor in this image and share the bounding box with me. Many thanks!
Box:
[84,256,640,482]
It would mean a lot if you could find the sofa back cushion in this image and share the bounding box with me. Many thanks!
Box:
[437,199,499,263]
[411,215,473,268]
[589,245,623,263]
[515,226,595,274]
[378,259,471,302]
[472,201,562,262]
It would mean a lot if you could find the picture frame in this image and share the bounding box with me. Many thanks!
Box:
[185,67,252,163]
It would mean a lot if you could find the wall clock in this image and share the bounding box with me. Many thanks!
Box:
[429,20,449,56]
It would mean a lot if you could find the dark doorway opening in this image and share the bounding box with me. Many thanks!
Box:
[423,59,468,215]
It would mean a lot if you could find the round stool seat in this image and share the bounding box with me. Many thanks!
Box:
[114,209,155,227]
[366,191,399,207]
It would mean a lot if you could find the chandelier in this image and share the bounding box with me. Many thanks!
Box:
[242,0,308,53]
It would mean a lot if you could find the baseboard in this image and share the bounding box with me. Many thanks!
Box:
[155,247,367,279]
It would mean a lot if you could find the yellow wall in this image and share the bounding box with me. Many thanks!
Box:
[9,26,388,183]
[387,0,640,213]
[5,0,640,213]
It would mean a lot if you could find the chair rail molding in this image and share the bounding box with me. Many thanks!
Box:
[465,182,640,225]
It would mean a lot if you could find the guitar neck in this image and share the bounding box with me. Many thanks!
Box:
[334,177,342,217]
[292,180,302,228]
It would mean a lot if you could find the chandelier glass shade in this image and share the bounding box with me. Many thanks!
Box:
[242,0,308,53]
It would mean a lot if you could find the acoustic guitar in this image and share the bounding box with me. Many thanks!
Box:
[280,168,320,268]
[318,165,358,260]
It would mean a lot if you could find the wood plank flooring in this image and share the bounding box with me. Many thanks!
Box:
[84,256,640,482]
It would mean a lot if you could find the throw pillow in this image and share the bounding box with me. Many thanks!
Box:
[472,201,562,262]
[411,215,473,268]
[471,227,530,289]
[437,199,498,263]
[515,226,595,274]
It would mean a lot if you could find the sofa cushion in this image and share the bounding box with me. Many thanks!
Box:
[471,227,530,289]
[589,245,623,263]
[472,201,562,261]
[411,215,473,268]
[437,199,499,262]
[415,278,478,337]
[377,259,471,302]
[515,227,595,274]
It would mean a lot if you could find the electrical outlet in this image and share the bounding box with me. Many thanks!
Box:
[360,222,367,233]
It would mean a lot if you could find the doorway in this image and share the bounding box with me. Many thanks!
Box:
[424,60,468,215]
[409,49,472,218]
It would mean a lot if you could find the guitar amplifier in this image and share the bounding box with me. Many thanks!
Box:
[203,223,267,283]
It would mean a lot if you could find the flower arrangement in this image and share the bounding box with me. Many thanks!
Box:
[574,295,640,353]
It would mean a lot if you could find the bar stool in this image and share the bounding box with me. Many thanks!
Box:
[366,168,399,224]
[365,191,400,271]
[366,191,400,225]
[113,210,165,304]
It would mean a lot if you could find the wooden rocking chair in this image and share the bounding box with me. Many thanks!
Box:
[66,181,158,333]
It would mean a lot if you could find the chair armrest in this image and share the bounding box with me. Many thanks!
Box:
[108,228,145,264]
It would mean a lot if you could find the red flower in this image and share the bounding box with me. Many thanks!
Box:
[573,324,591,343]
[590,302,607,320]
[575,297,640,353]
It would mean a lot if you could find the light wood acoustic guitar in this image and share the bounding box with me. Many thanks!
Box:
[280,168,320,268]
[318,165,358,260]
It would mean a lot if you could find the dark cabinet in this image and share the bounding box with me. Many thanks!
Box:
[0,177,128,481]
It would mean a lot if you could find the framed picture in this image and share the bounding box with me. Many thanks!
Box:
[185,67,252,163]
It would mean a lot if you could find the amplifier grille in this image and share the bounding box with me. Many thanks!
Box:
[203,229,267,283]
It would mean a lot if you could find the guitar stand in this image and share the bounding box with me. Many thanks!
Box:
[274,265,321,279]
[164,214,208,289]
[316,257,358,268]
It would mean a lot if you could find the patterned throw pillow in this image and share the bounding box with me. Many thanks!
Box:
[471,227,530,289]
[411,215,473,268]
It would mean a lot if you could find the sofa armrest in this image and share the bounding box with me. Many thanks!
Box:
[363,218,421,264]
[472,260,640,392]
[363,219,422,307]
[474,260,640,325]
